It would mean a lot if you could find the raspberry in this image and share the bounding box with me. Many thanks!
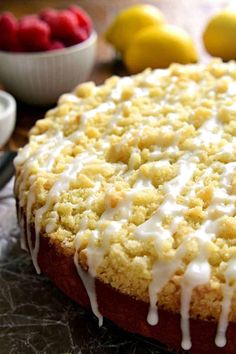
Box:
[65,27,88,46]
[0,12,19,51]
[21,14,39,22]
[49,40,65,50]
[40,8,58,24]
[19,17,51,52]
[68,5,92,35]
[47,10,78,40]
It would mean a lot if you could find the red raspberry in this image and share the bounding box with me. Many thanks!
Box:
[21,14,39,22]
[49,40,65,50]
[19,17,51,52]
[47,10,78,40]
[0,12,19,51]
[68,5,92,35]
[65,27,88,46]
[40,8,58,24]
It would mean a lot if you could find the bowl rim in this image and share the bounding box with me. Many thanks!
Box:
[0,30,97,58]
[0,91,16,122]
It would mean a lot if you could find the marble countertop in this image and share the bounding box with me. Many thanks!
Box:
[0,180,169,354]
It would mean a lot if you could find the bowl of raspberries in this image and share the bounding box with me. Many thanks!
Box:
[0,6,97,105]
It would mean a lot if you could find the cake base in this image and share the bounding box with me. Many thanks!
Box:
[20,208,236,354]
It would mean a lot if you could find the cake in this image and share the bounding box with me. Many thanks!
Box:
[14,59,236,353]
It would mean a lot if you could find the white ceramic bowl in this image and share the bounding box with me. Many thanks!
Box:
[0,91,16,147]
[0,31,97,105]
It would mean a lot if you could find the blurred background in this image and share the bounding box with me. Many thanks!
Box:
[0,0,229,151]
[0,0,229,73]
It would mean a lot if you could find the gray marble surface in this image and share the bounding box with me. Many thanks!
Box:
[0,179,170,354]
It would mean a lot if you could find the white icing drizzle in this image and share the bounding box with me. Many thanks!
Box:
[228,82,236,96]
[74,230,103,327]
[180,240,211,350]
[110,77,133,101]
[91,177,154,270]
[80,101,116,129]
[72,179,104,325]
[134,106,235,348]
[147,242,186,326]
[45,211,59,234]
[215,259,236,347]
[144,68,169,85]
[192,109,222,148]
[182,162,236,349]
[33,152,96,273]
[15,128,96,272]
[213,163,236,347]
[19,134,73,269]
[135,155,197,327]
[74,177,155,326]
[135,154,197,242]
[15,132,68,251]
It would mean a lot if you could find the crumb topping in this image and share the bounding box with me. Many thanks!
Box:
[15,60,236,325]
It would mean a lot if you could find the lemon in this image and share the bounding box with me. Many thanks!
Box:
[203,10,236,61]
[105,4,165,54]
[124,25,198,73]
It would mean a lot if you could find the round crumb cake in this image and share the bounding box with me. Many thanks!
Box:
[14,59,236,353]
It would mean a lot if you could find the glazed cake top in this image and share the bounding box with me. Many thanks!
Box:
[15,60,236,348]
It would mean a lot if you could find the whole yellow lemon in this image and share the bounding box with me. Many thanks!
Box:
[203,10,236,61]
[124,25,198,73]
[105,4,165,54]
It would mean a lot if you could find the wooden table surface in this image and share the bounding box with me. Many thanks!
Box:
[0,0,228,151]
